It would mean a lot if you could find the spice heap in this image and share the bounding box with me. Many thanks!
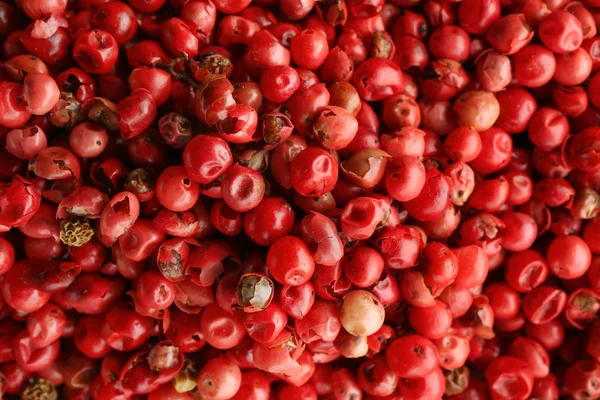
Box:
[0,0,599,398]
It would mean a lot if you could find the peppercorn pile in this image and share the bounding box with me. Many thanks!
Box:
[0,0,599,398]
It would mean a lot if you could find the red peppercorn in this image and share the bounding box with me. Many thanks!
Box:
[458,0,500,34]
[523,285,567,325]
[385,155,426,202]
[290,147,338,197]
[485,356,535,399]
[290,29,329,70]
[344,247,384,288]
[73,29,119,74]
[267,236,314,286]
[553,85,589,118]
[554,47,593,86]
[381,127,425,158]
[403,167,452,221]
[352,57,403,101]
[408,299,453,339]
[243,30,290,76]
[495,87,538,133]
[357,356,399,397]
[399,367,446,399]
[444,127,482,162]
[117,88,157,140]
[295,299,341,343]
[539,10,584,54]
[454,90,500,132]
[69,122,108,159]
[74,314,111,359]
[313,106,359,150]
[486,14,534,55]
[547,235,592,279]
[340,289,385,336]
[513,45,557,88]
[0,82,32,129]
[565,359,600,399]
[429,25,471,62]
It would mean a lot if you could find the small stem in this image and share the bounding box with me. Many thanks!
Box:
[156,56,200,89]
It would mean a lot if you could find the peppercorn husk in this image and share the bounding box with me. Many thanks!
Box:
[59,218,94,247]
[237,274,274,311]
[21,378,58,400]
[49,92,84,130]
[173,358,198,393]
[445,365,470,396]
